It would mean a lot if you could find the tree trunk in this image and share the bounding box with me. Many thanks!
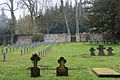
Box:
[111,33,118,44]
[63,11,70,35]
[75,0,80,42]
[10,0,16,44]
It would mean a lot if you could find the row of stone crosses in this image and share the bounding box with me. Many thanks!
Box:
[89,44,113,56]
[1,41,53,61]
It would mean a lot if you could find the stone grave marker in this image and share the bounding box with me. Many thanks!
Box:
[6,47,8,54]
[3,52,6,61]
[106,40,109,44]
[30,54,41,77]
[90,40,93,44]
[97,45,105,56]
[89,47,95,56]
[96,40,99,44]
[38,51,40,57]
[42,49,45,54]
[13,46,15,52]
[103,40,106,44]
[27,47,29,53]
[40,51,42,58]
[44,49,47,54]
[1,48,4,55]
[10,46,12,52]
[107,47,113,56]
[42,50,45,56]
[56,57,68,76]
[32,44,34,48]
[24,48,26,54]
[21,48,23,55]
[92,68,120,77]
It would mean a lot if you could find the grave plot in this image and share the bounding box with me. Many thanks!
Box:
[107,47,113,56]
[97,45,105,56]
[56,57,68,76]
[89,47,95,56]
[92,68,120,77]
[30,54,40,77]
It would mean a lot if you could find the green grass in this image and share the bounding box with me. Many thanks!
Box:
[0,43,120,80]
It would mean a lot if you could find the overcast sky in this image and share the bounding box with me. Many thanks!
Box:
[0,0,77,20]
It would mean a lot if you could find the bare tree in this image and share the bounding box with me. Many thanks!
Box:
[75,0,80,42]
[60,0,70,35]
[0,0,19,44]
[20,0,38,33]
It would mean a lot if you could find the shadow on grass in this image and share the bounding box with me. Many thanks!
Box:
[68,54,91,58]
[27,67,87,70]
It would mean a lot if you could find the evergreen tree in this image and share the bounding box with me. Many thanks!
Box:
[86,0,120,43]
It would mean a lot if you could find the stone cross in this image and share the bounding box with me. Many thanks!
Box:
[10,46,12,52]
[3,52,6,61]
[1,48,4,55]
[90,40,93,44]
[24,48,26,54]
[38,51,40,57]
[89,47,95,56]
[13,46,15,52]
[97,45,105,56]
[40,51,42,58]
[27,47,29,53]
[6,47,8,54]
[21,49,23,55]
[30,54,40,77]
[107,47,113,56]
[96,40,99,44]
[56,57,68,76]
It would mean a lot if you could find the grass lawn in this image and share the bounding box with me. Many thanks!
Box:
[0,42,120,80]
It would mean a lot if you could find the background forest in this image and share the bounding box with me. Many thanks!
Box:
[0,0,120,44]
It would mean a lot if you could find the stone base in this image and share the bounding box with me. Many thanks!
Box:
[98,52,105,56]
[56,67,68,76]
[31,67,40,77]
[92,68,120,77]
[90,53,95,56]
[107,53,113,56]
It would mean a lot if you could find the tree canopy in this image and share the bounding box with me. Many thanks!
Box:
[35,1,88,35]
[86,0,120,43]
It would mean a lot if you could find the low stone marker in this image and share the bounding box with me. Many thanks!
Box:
[21,49,23,55]
[10,46,12,52]
[38,51,40,57]
[107,47,113,56]
[56,57,68,76]
[3,52,6,61]
[90,40,92,44]
[92,68,120,77]
[30,54,40,77]
[97,45,105,56]
[96,40,99,44]
[12,46,14,52]
[27,47,29,53]
[1,48,4,54]
[89,47,95,56]
[24,48,26,54]
[6,47,8,54]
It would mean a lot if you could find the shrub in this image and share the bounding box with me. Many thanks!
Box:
[32,33,44,42]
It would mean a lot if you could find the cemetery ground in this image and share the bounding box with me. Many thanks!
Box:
[0,43,120,80]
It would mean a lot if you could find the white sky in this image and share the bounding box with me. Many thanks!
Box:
[0,0,77,20]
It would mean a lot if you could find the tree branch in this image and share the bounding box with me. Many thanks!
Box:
[0,3,11,10]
